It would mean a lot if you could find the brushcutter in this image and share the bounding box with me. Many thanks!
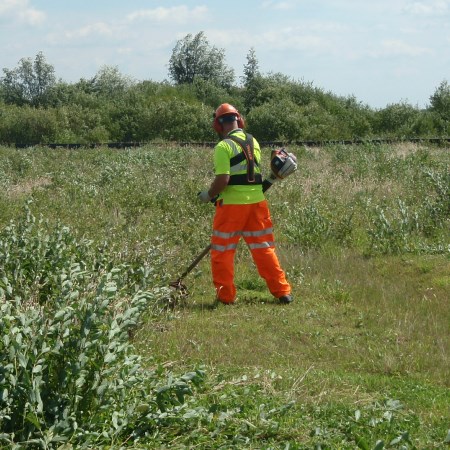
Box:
[169,148,297,297]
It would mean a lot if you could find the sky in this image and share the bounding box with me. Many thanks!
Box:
[0,0,449,109]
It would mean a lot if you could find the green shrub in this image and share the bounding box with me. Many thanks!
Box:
[0,105,58,144]
[372,102,422,138]
[247,98,305,141]
[0,204,207,448]
[136,99,214,142]
[283,199,331,249]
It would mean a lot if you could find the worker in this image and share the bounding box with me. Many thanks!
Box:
[197,103,296,305]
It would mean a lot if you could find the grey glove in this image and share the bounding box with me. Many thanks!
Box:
[197,191,211,203]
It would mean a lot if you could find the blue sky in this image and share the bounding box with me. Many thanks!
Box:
[0,0,449,108]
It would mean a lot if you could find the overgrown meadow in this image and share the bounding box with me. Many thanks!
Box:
[0,143,449,449]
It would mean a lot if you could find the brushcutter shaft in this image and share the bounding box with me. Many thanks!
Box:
[178,243,211,281]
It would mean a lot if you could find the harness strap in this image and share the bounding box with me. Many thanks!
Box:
[227,173,263,185]
[226,133,259,184]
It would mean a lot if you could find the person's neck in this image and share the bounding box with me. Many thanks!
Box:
[226,127,241,135]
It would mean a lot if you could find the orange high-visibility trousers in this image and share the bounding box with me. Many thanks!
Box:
[210,200,291,303]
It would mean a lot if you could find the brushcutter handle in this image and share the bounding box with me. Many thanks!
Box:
[262,178,272,193]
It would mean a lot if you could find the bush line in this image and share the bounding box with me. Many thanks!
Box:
[12,136,450,149]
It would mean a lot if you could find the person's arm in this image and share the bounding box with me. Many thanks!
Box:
[198,141,231,203]
[207,174,229,198]
[197,174,229,203]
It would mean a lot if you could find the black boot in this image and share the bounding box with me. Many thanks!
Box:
[278,295,293,304]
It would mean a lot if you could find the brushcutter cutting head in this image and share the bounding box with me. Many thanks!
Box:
[169,278,188,294]
[167,278,189,308]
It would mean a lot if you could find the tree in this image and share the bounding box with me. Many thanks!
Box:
[168,32,234,89]
[90,65,134,97]
[1,52,56,106]
[429,80,450,122]
[373,101,421,137]
[241,48,263,111]
[242,47,260,87]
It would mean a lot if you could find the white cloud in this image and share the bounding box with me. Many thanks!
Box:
[262,28,332,52]
[210,19,344,55]
[47,5,210,47]
[372,39,433,57]
[117,47,133,55]
[261,1,297,10]
[126,6,208,24]
[0,0,20,14]
[404,0,450,15]
[0,0,45,25]
[63,22,116,40]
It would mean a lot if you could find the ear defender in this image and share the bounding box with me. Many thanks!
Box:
[213,114,223,134]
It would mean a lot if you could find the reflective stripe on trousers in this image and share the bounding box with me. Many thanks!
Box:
[210,200,291,303]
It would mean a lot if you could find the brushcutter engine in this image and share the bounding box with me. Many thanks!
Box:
[270,148,298,180]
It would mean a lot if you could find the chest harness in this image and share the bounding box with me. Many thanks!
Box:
[224,131,262,186]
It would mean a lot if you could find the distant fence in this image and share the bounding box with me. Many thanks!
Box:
[13,137,450,149]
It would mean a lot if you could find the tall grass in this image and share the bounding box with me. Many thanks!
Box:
[0,143,449,448]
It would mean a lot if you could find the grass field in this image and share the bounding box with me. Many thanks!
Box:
[0,142,449,449]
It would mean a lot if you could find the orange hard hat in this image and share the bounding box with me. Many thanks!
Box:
[214,103,239,119]
[212,103,245,133]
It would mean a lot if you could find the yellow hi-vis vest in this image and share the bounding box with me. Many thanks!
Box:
[213,129,265,205]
